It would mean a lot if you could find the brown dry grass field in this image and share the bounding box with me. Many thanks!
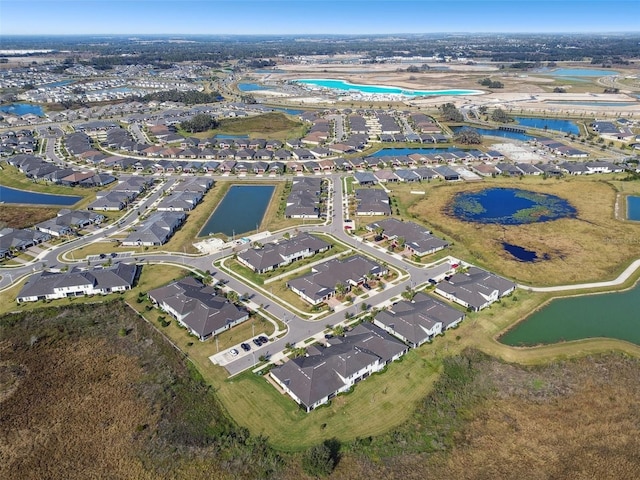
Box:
[0,205,60,229]
[387,175,640,286]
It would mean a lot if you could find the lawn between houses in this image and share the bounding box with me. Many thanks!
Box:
[386,175,640,286]
[3,251,640,453]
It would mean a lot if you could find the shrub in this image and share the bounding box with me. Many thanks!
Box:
[301,443,336,477]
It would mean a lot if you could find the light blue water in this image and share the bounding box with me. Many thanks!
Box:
[514,117,580,135]
[39,79,74,88]
[0,103,45,117]
[450,126,536,142]
[199,185,275,237]
[294,79,484,96]
[540,68,619,77]
[627,196,640,221]
[238,83,269,92]
[0,185,82,206]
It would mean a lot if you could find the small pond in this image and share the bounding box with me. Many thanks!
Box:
[199,185,275,237]
[500,283,640,346]
[0,185,82,206]
[502,242,539,262]
[0,103,45,117]
[450,126,536,142]
[514,117,580,136]
[627,196,640,221]
[450,188,577,225]
[238,83,270,92]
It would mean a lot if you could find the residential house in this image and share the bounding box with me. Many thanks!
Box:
[17,263,138,303]
[287,255,386,305]
[373,292,464,347]
[270,323,408,412]
[148,276,248,341]
[237,233,331,274]
[435,266,516,311]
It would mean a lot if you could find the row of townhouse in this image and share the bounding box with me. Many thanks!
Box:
[285,177,326,219]
[475,160,624,177]
[148,276,249,342]
[16,263,138,302]
[6,153,115,188]
[287,254,386,306]
[237,233,331,274]
[0,227,51,258]
[88,176,154,211]
[0,129,37,156]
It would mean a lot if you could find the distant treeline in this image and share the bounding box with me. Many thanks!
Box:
[141,90,222,105]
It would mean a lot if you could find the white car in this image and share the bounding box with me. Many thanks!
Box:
[229,348,239,357]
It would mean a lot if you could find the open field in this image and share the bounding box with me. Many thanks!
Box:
[0,205,60,229]
[0,301,281,480]
[388,175,640,286]
[177,112,307,141]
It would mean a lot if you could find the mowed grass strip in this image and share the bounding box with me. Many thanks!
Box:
[216,348,441,451]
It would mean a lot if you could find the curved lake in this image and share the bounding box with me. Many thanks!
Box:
[0,185,82,206]
[500,283,640,346]
[238,83,270,92]
[0,103,45,117]
[450,126,536,142]
[627,196,640,221]
[199,184,275,237]
[514,117,580,136]
[537,68,619,77]
[451,188,577,225]
[294,79,484,96]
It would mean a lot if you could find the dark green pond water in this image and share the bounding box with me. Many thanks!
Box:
[500,284,640,346]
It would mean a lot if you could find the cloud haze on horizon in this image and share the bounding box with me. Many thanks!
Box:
[0,0,638,36]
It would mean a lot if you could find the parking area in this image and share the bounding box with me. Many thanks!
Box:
[210,334,271,366]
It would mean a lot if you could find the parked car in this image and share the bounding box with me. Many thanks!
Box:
[241,343,251,352]
[229,348,239,357]
[258,335,268,344]
[253,338,262,347]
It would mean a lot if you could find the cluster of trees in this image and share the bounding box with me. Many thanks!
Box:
[490,108,512,123]
[141,89,222,105]
[180,114,219,133]
[454,127,482,145]
[478,77,504,89]
[439,103,463,122]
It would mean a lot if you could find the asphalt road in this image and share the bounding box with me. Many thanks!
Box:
[0,171,460,376]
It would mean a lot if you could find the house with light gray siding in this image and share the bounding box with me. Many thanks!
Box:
[270,323,408,412]
[237,233,331,274]
[435,266,516,311]
[17,263,137,302]
[287,255,385,305]
[148,276,248,341]
[373,292,464,347]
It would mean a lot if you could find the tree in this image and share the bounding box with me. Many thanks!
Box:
[454,127,482,145]
[438,103,463,122]
[180,113,219,133]
[226,291,239,304]
[335,282,347,297]
[302,443,336,477]
[491,108,511,123]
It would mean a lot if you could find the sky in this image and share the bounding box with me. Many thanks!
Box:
[0,0,638,36]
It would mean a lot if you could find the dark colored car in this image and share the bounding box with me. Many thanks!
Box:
[258,336,268,344]
[241,343,251,352]
[253,338,262,347]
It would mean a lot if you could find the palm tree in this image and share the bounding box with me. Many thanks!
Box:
[335,282,347,298]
